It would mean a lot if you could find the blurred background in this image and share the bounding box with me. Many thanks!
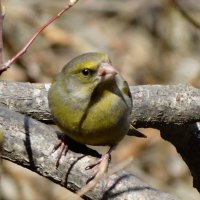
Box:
[1,0,200,199]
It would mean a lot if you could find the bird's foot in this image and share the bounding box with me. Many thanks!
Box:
[52,135,69,167]
[85,146,114,183]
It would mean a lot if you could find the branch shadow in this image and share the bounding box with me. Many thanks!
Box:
[64,154,86,188]
[23,115,36,170]
[102,174,155,199]
[55,131,101,188]
[23,119,153,199]
[56,131,101,157]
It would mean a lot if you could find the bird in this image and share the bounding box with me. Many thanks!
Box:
[48,52,145,181]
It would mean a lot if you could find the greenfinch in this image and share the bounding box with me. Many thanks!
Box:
[48,52,144,180]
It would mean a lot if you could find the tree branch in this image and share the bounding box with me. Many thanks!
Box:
[160,124,200,193]
[0,81,200,194]
[0,81,200,126]
[0,107,176,200]
[0,0,4,66]
[0,0,79,75]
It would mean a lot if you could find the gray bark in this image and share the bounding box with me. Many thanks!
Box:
[0,81,200,126]
[1,107,175,200]
[0,80,200,198]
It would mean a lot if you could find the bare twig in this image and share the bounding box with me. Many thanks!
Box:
[0,0,4,66]
[0,0,79,75]
[171,0,200,29]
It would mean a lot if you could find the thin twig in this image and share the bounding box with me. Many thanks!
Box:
[0,0,4,66]
[171,0,200,29]
[0,0,79,75]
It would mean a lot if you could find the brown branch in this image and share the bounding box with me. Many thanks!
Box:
[0,0,79,75]
[0,0,4,66]
[0,107,176,200]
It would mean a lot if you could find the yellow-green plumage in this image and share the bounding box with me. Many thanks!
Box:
[48,52,133,146]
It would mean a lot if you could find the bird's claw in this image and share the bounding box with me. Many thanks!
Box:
[85,152,111,183]
[52,140,63,153]
[85,158,102,170]
[52,136,69,167]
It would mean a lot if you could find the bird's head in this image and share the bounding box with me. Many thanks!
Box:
[61,52,118,89]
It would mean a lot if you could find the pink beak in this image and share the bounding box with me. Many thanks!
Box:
[97,62,118,82]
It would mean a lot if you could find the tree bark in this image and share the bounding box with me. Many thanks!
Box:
[0,81,200,126]
[0,80,200,197]
[1,107,175,200]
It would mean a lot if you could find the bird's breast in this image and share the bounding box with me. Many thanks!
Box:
[49,79,131,146]
[78,89,131,145]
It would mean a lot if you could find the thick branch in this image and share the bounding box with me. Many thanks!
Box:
[1,81,200,193]
[0,81,199,126]
[0,107,176,200]
[130,84,200,127]
[160,124,200,192]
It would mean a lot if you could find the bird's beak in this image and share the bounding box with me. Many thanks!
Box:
[97,62,118,82]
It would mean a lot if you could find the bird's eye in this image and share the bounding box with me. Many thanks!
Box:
[81,68,92,76]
